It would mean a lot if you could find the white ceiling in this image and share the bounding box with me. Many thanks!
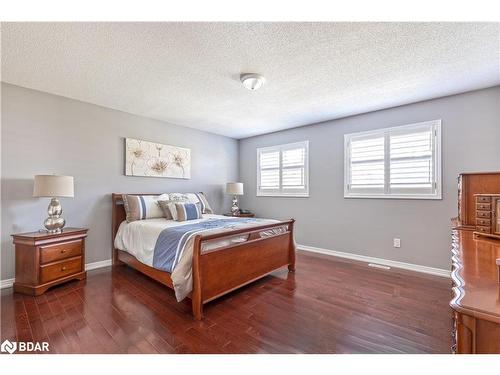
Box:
[2,22,499,139]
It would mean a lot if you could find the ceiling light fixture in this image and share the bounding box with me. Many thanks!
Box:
[240,73,266,91]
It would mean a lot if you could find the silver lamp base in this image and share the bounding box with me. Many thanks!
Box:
[231,195,240,215]
[43,197,66,233]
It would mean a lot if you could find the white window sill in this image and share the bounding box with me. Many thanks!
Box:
[257,193,309,198]
[344,194,442,200]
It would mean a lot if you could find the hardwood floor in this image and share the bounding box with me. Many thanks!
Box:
[0,251,452,353]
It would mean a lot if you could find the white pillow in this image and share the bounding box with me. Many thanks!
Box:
[169,193,189,202]
[157,193,169,201]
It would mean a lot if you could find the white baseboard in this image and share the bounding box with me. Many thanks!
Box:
[85,259,112,271]
[297,244,451,278]
[0,278,15,290]
[0,258,113,290]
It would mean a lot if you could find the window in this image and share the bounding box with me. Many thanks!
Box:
[344,120,441,199]
[257,141,309,197]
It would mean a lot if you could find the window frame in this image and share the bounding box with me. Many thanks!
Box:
[344,120,442,200]
[256,141,309,197]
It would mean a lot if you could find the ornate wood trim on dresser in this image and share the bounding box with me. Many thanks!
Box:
[450,230,500,353]
[450,172,500,353]
[451,172,500,353]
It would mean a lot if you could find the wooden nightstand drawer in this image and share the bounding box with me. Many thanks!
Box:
[476,196,492,203]
[476,218,491,227]
[476,203,491,211]
[476,210,491,219]
[476,226,491,234]
[40,239,83,264]
[39,256,83,284]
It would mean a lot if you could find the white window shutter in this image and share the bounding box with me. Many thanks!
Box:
[257,141,309,197]
[349,136,385,191]
[259,150,280,189]
[345,120,441,199]
[389,128,434,192]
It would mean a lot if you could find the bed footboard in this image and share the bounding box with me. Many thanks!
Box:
[191,220,295,320]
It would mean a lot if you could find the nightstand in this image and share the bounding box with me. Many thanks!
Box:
[12,228,88,295]
[223,212,255,218]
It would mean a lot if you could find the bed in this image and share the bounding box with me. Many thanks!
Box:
[111,193,296,319]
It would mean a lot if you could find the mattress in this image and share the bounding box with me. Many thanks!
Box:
[114,214,251,268]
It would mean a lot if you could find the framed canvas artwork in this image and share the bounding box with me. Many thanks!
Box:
[125,138,191,179]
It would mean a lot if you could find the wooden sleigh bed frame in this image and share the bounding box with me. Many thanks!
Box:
[111,193,296,320]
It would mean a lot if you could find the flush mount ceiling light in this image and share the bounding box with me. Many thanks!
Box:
[240,73,266,91]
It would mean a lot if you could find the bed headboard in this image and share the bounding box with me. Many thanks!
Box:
[111,193,160,264]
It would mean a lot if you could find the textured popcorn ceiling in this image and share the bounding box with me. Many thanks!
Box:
[2,22,499,139]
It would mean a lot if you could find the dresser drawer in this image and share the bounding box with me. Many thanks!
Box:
[476,210,491,219]
[476,196,492,203]
[39,240,82,264]
[476,218,491,227]
[476,202,491,211]
[476,226,491,234]
[39,257,82,284]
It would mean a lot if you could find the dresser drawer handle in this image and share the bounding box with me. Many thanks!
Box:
[60,249,67,254]
[477,196,491,203]
[61,266,67,271]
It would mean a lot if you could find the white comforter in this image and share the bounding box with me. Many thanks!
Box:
[114,214,281,301]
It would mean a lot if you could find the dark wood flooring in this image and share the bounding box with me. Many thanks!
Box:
[0,251,452,353]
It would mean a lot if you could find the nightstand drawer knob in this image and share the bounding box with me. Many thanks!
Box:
[61,266,67,271]
[61,249,67,254]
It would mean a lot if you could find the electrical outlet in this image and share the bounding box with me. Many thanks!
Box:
[393,238,401,248]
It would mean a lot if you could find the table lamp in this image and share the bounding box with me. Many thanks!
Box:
[33,175,74,233]
[226,182,244,215]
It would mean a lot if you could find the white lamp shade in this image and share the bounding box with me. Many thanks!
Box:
[226,182,244,195]
[33,175,74,198]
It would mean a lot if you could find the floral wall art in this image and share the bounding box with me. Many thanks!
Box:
[125,138,191,179]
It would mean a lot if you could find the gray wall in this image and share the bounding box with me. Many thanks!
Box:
[239,86,500,270]
[2,84,499,280]
[1,83,238,280]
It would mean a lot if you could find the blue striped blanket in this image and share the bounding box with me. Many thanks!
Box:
[152,218,260,272]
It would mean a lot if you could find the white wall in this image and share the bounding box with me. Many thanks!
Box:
[239,86,500,270]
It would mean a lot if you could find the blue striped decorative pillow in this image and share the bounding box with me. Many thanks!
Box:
[122,194,166,222]
[174,202,202,221]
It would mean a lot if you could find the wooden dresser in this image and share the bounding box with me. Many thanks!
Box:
[452,172,500,353]
[12,228,88,295]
